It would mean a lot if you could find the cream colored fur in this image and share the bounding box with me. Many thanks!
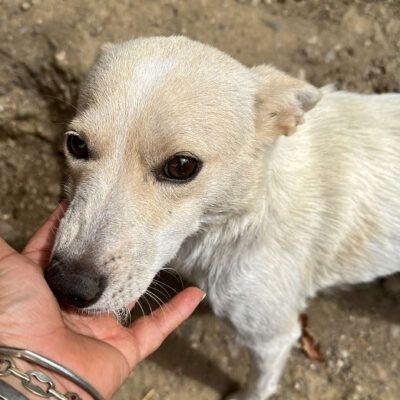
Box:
[50,36,400,400]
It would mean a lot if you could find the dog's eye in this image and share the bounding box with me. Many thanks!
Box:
[66,134,89,160]
[163,155,199,181]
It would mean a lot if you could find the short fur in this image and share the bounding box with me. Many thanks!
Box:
[50,36,400,399]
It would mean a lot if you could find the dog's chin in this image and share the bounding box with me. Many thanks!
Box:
[70,303,134,326]
[86,302,137,314]
[64,298,135,316]
[60,303,109,315]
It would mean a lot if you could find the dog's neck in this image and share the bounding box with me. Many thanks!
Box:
[172,147,280,286]
[173,210,264,289]
[171,131,313,293]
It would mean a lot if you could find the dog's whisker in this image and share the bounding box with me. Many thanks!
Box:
[51,120,72,126]
[149,286,168,301]
[42,94,79,112]
[60,203,67,217]
[145,291,162,309]
[150,281,172,299]
[142,293,153,316]
[146,290,167,320]
[136,298,145,318]
[160,267,184,289]
[147,290,165,308]
[152,279,178,295]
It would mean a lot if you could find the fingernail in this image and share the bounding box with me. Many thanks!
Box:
[201,291,207,301]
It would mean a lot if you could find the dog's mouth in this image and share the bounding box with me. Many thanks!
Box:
[63,299,137,325]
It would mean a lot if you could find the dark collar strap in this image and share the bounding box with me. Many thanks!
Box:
[0,379,30,400]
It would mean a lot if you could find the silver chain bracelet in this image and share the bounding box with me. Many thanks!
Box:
[0,347,104,400]
[0,357,80,399]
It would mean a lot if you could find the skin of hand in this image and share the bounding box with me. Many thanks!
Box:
[0,202,205,399]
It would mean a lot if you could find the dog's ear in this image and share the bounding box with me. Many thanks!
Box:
[252,65,321,138]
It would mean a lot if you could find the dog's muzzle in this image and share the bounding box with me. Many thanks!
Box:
[45,256,107,309]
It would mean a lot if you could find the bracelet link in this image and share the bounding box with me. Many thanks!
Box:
[22,371,55,398]
[48,387,73,400]
[65,393,80,400]
[9,366,30,382]
[0,358,30,382]
[0,359,12,377]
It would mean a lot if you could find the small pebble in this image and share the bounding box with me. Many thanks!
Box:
[337,359,345,369]
[20,2,31,11]
[341,350,349,358]
[266,19,281,31]
[355,385,363,393]
[55,50,66,63]
[325,50,336,64]
[389,325,400,339]
[307,35,318,45]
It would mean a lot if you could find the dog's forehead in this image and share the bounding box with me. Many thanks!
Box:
[73,37,256,159]
[73,54,179,138]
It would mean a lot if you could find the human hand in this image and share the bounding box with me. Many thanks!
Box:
[0,203,204,399]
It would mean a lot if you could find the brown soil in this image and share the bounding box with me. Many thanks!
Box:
[1,1,399,399]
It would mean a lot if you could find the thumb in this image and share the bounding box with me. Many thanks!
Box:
[23,201,68,268]
[128,287,205,364]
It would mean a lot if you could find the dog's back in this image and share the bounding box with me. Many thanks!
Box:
[282,89,400,293]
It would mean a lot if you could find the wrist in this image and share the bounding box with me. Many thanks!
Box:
[0,352,92,400]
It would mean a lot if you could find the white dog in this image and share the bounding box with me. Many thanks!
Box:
[45,36,400,400]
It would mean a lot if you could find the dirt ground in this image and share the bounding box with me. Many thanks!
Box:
[1,0,400,399]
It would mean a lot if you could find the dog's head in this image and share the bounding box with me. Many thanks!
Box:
[46,36,320,312]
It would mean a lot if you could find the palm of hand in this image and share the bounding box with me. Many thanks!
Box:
[0,204,203,399]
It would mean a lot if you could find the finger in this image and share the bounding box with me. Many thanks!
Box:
[128,287,205,364]
[0,237,17,262]
[23,201,68,267]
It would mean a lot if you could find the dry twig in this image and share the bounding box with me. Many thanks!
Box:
[141,389,155,400]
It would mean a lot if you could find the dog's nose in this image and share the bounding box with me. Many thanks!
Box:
[45,257,107,308]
